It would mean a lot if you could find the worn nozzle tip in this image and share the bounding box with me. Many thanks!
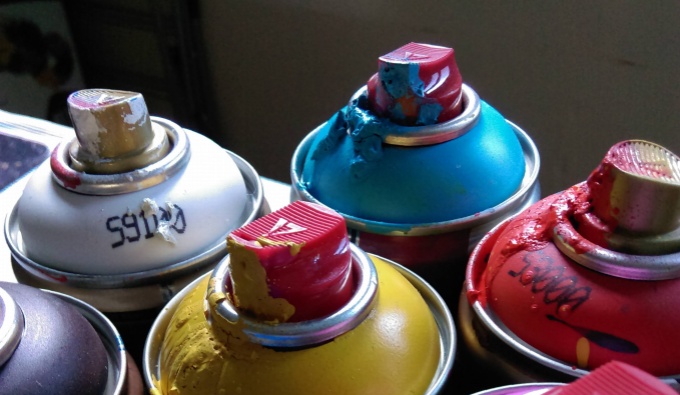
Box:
[367,42,463,126]
[66,89,169,174]
[588,140,680,235]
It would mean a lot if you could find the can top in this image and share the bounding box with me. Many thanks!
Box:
[0,282,110,394]
[367,42,463,126]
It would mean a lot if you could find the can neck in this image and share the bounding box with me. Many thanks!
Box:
[0,287,24,367]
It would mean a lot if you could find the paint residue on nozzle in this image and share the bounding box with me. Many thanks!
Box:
[367,42,463,126]
[586,140,680,236]
[226,200,354,322]
[543,360,677,395]
[227,235,296,324]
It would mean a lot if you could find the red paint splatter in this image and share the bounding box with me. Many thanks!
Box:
[50,145,81,189]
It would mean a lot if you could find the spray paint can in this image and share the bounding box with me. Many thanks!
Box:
[461,140,680,391]
[291,42,540,305]
[143,200,455,394]
[4,89,268,366]
[0,281,142,394]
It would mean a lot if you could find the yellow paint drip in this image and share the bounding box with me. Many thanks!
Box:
[152,256,441,395]
[255,236,305,256]
[576,336,590,369]
[227,237,295,323]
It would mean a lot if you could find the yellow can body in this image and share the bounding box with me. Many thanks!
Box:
[152,256,441,395]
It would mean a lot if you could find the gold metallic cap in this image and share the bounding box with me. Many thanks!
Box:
[66,89,170,174]
[595,140,680,235]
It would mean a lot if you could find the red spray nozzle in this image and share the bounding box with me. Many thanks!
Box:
[544,361,677,395]
[366,42,463,126]
[227,200,354,322]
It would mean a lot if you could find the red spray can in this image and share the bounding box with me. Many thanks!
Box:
[461,140,680,392]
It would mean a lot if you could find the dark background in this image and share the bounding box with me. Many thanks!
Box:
[2,1,679,196]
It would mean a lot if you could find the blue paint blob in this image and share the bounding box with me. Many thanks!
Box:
[301,95,526,224]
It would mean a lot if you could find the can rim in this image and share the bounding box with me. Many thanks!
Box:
[4,148,266,289]
[207,243,378,347]
[143,253,456,394]
[290,110,540,236]
[45,289,127,395]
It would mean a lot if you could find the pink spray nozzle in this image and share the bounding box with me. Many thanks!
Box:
[228,201,354,322]
[367,42,463,126]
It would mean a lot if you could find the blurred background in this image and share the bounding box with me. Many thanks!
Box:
[1,0,679,196]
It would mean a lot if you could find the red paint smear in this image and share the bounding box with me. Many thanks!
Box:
[39,268,68,283]
[586,160,618,230]
[467,182,604,305]
[50,146,81,189]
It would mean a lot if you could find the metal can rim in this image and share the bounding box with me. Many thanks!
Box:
[552,219,680,281]
[208,243,379,348]
[348,84,481,147]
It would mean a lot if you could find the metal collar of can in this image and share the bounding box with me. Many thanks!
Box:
[50,116,189,195]
[348,84,481,147]
[207,243,378,348]
[552,219,680,280]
